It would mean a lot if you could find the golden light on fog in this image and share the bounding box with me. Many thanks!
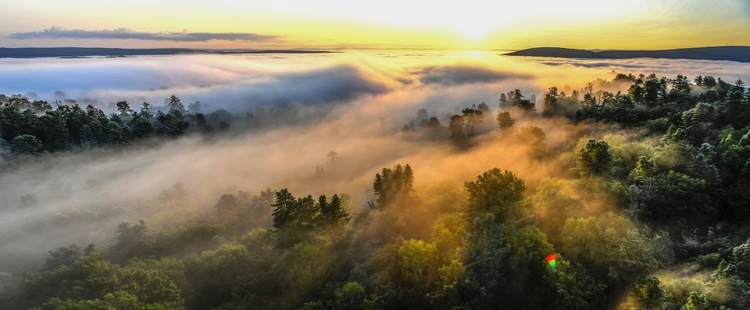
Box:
[1,0,750,304]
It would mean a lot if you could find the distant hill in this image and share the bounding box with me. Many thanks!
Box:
[504,47,602,59]
[506,46,750,63]
[0,47,333,58]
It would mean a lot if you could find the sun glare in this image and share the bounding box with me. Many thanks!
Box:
[454,19,495,41]
[460,27,487,41]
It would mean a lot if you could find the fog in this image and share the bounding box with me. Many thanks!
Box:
[1,50,748,273]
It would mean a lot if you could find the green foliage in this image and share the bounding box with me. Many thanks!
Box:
[114,268,183,308]
[22,252,184,310]
[128,112,155,138]
[372,164,415,208]
[128,257,187,292]
[462,214,511,307]
[431,213,468,265]
[34,290,177,310]
[624,276,666,310]
[541,87,560,117]
[516,126,548,158]
[575,139,614,177]
[334,282,366,310]
[240,228,276,254]
[449,114,467,148]
[213,189,275,235]
[426,259,466,309]
[464,168,527,221]
[317,194,351,231]
[0,94,229,160]
[7,72,750,310]
[502,225,555,307]
[272,189,351,248]
[42,243,84,271]
[631,156,658,180]
[496,110,514,130]
[733,239,750,280]
[166,95,186,119]
[272,189,303,244]
[561,216,609,264]
[643,117,672,134]
[690,253,723,269]
[517,99,536,112]
[684,292,709,310]
[109,220,154,264]
[11,134,42,154]
[193,243,256,308]
[165,224,226,255]
[561,213,668,304]
[317,194,351,253]
[635,170,713,226]
[531,178,586,246]
[279,242,330,307]
[553,259,606,310]
[398,239,438,283]
[577,90,638,125]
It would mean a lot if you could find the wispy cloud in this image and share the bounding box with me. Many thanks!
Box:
[414,65,533,86]
[8,26,279,42]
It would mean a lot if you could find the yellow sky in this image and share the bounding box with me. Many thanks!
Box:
[1,0,749,50]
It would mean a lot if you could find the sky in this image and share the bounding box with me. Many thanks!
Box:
[1,0,749,50]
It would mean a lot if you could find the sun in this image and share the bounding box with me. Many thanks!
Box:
[460,28,487,41]
[454,20,493,41]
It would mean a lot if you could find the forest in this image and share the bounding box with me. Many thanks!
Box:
[1,72,750,310]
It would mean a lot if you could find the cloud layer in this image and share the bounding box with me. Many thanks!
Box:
[1,51,749,273]
[9,27,279,42]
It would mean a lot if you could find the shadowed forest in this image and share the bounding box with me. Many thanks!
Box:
[2,70,750,310]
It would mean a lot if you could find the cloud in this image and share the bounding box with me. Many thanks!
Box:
[2,53,750,115]
[0,55,394,114]
[2,51,750,273]
[8,26,279,42]
[415,65,532,86]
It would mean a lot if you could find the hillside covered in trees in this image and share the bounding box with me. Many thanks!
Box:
[1,72,750,310]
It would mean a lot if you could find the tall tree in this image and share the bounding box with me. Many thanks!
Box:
[140,102,154,119]
[499,93,509,108]
[166,95,186,119]
[326,151,341,180]
[463,214,511,308]
[575,139,614,178]
[624,276,665,310]
[116,101,132,116]
[373,164,415,208]
[316,194,350,250]
[496,111,514,130]
[464,168,527,221]
[461,108,483,137]
[541,86,560,117]
[272,189,320,247]
[449,114,467,148]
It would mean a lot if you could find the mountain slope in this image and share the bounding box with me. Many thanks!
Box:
[506,46,750,63]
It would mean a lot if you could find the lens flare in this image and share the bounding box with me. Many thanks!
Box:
[545,253,557,271]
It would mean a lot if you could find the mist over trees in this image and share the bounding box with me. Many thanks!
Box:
[1,71,750,310]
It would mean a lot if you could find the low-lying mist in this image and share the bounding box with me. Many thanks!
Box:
[1,50,747,274]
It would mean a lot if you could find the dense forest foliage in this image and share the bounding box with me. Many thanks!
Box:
[1,72,750,310]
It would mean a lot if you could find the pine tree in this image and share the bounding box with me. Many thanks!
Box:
[272,189,297,230]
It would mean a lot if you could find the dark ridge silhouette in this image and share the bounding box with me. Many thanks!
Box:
[504,47,602,59]
[506,46,750,63]
[597,46,750,62]
[0,47,334,58]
